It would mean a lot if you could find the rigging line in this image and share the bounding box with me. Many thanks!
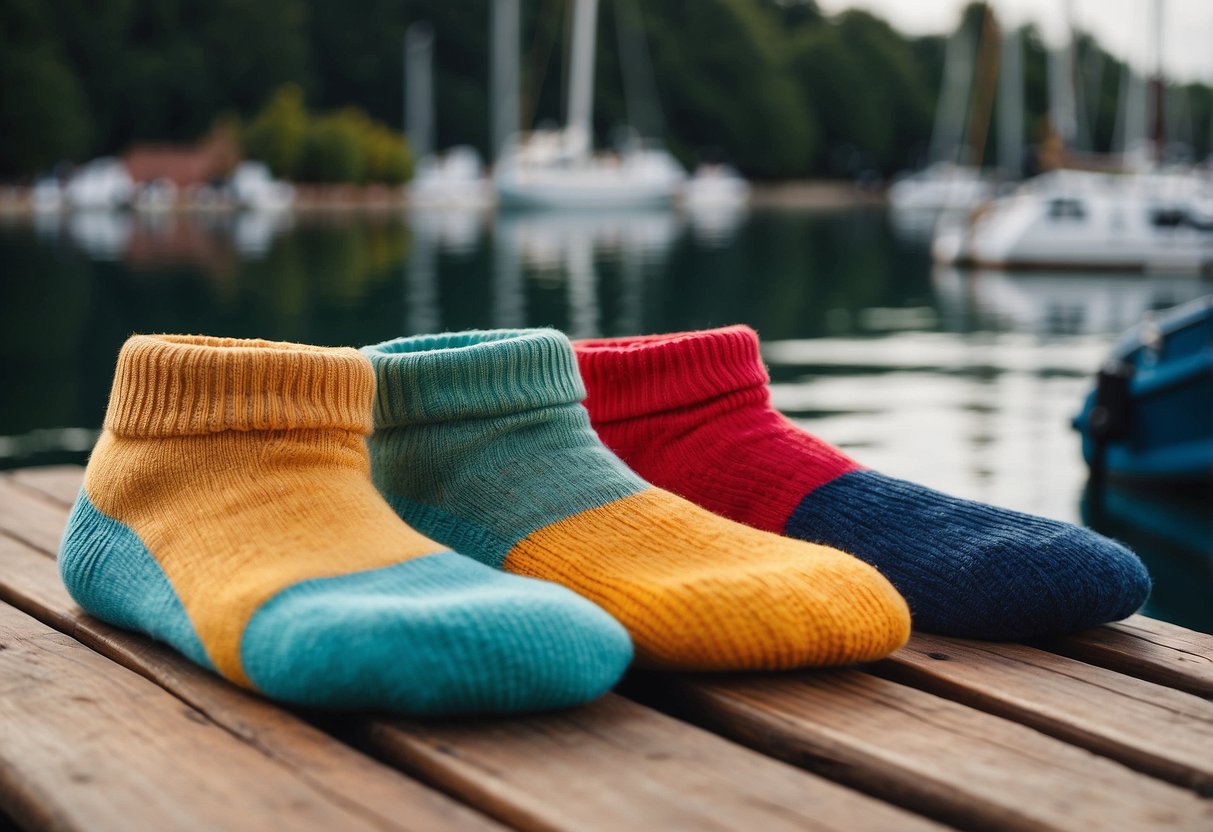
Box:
[561,0,573,127]
[967,6,999,169]
[521,0,563,133]
[613,0,665,140]
[931,18,977,165]
[1081,34,1107,153]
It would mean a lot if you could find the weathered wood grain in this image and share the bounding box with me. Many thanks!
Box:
[8,465,85,506]
[0,471,946,832]
[877,634,1213,795]
[0,476,71,554]
[0,600,432,832]
[1042,615,1213,699]
[628,671,1213,832]
[361,695,947,832]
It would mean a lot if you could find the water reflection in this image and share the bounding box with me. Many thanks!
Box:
[685,202,749,246]
[933,266,1210,336]
[493,210,681,338]
[1083,484,1213,633]
[43,210,297,263]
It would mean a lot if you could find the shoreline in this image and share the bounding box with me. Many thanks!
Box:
[0,180,885,217]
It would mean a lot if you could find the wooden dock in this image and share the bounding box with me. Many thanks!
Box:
[2,465,1211,832]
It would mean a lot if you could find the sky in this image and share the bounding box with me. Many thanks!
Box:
[815,0,1213,83]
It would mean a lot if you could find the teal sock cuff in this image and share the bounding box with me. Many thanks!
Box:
[362,329,585,426]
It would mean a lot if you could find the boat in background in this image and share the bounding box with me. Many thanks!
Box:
[934,170,1213,272]
[889,6,1008,228]
[934,1,1213,273]
[228,162,295,212]
[409,146,493,209]
[1073,295,1213,483]
[889,162,996,214]
[492,0,685,210]
[31,177,64,213]
[64,158,135,211]
[681,163,750,209]
[404,24,493,210]
[495,130,683,210]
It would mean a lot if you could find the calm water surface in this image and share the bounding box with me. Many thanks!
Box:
[2,205,1210,632]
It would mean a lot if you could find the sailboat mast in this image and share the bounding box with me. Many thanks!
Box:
[967,7,999,170]
[566,0,600,159]
[997,25,1024,177]
[491,0,520,162]
[1047,0,1078,150]
[1148,0,1165,162]
[405,23,435,162]
[929,22,975,165]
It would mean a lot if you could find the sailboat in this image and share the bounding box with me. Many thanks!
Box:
[493,0,685,210]
[934,0,1213,273]
[933,169,1213,271]
[888,10,1001,218]
[404,23,494,209]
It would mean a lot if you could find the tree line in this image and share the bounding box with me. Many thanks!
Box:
[2,0,1210,182]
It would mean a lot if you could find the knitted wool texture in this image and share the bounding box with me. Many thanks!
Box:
[59,334,631,714]
[573,325,1152,640]
[362,329,910,671]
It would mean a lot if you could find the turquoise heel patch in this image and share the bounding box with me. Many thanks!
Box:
[58,490,214,670]
[241,551,633,714]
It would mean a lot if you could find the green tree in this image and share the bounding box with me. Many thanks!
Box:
[2,0,1211,180]
[0,45,91,176]
[242,84,309,178]
[636,0,819,176]
[0,0,91,175]
[364,123,413,185]
[296,109,367,183]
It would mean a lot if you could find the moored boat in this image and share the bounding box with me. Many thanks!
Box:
[1074,295,1213,483]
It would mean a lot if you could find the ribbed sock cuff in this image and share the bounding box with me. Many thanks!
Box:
[362,329,586,427]
[573,326,770,422]
[105,335,374,437]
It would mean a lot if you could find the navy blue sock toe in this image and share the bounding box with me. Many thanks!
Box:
[786,471,1152,640]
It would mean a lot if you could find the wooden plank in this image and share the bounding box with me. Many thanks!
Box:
[0,599,428,832]
[876,634,1213,795]
[0,476,71,554]
[8,464,85,506]
[1041,615,1213,699]
[0,472,947,832]
[360,695,948,832]
[627,671,1213,832]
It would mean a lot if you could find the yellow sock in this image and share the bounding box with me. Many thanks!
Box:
[59,334,632,713]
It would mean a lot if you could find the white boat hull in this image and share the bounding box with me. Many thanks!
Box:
[935,171,1213,274]
[495,175,677,210]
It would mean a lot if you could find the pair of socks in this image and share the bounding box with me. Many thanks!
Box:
[60,332,908,715]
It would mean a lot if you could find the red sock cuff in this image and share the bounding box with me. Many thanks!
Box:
[573,326,770,422]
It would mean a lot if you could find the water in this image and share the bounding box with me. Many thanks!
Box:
[2,205,1210,632]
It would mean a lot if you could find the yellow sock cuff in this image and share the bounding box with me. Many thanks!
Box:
[105,334,374,437]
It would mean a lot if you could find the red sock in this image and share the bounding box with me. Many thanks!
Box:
[573,325,1150,640]
[573,326,861,534]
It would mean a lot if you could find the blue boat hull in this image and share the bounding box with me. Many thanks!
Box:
[1074,296,1213,483]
